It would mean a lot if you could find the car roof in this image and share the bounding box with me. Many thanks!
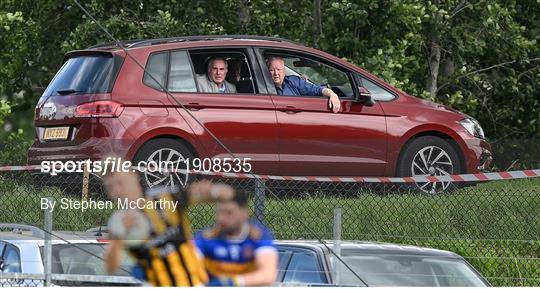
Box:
[0,231,106,246]
[276,240,460,258]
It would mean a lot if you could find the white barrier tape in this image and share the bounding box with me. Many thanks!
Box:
[1,164,539,183]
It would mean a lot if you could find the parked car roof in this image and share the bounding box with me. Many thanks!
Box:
[276,240,459,258]
[0,224,107,245]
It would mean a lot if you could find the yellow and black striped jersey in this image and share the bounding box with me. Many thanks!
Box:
[127,186,208,286]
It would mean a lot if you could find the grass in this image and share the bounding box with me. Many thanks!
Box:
[0,174,538,286]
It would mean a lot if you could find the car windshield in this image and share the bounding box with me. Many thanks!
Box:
[43,243,133,276]
[335,251,487,287]
[43,55,116,97]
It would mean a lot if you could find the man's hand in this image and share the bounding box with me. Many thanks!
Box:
[328,94,341,113]
[323,88,341,113]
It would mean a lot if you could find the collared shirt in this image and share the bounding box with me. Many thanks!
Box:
[217,83,226,93]
[276,75,324,96]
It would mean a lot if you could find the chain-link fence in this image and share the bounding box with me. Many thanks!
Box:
[0,169,539,286]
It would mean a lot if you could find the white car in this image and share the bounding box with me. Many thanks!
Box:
[276,240,490,287]
[0,224,138,286]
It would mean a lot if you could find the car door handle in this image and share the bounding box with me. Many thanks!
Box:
[185,102,205,111]
[279,106,302,114]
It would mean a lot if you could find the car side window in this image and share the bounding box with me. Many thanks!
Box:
[143,52,168,91]
[264,53,355,99]
[2,245,21,273]
[282,249,326,284]
[168,50,197,92]
[361,76,395,101]
[188,50,257,94]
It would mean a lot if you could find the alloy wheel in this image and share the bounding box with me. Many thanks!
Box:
[143,148,189,189]
[410,145,454,194]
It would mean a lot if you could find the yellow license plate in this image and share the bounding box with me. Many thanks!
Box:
[43,127,70,141]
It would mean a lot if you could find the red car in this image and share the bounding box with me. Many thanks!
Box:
[28,35,492,194]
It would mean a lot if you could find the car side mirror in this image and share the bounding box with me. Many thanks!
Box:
[357,87,375,107]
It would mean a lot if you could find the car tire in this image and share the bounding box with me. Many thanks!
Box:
[397,136,462,194]
[133,138,195,190]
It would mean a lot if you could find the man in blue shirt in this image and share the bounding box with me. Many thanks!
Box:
[195,184,277,286]
[267,56,342,113]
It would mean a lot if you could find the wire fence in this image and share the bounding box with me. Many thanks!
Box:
[0,169,539,286]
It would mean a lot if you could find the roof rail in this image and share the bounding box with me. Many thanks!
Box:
[87,39,145,49]
[0,223,45,238]
[128,35,304,48]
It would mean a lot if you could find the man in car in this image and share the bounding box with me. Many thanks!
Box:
[103,169,236,286]
[197,57,237,93]
[195,185,277,286]
[266,56,341,113]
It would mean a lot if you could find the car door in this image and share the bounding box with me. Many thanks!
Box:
[259,49,387,176]
[166,48,280,175]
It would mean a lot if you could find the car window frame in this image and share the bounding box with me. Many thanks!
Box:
[277,245,329,285]
[257,47,358,101]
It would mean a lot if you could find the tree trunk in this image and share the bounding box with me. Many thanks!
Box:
[237,0,251,33]
[426,0,441,97]
[426,41,441,97]
[313,0,322,48]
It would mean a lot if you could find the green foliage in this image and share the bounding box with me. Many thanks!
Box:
[0,129,32,165]
[0,99,11,127]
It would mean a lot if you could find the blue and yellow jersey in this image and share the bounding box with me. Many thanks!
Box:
[195,221,276,277]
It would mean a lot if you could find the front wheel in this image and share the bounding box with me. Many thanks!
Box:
[397,136,462,194]
[133,139,194,190]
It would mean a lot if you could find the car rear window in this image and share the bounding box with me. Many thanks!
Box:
[43,55,120,97]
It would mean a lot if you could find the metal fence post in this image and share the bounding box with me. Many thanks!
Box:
[82,166,90,200]
[254,179,265,222]
[333,208,342,285]
[43,197,53,287]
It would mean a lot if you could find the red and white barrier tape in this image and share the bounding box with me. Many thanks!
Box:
[0,164,539,183]
[0,165,44,172]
